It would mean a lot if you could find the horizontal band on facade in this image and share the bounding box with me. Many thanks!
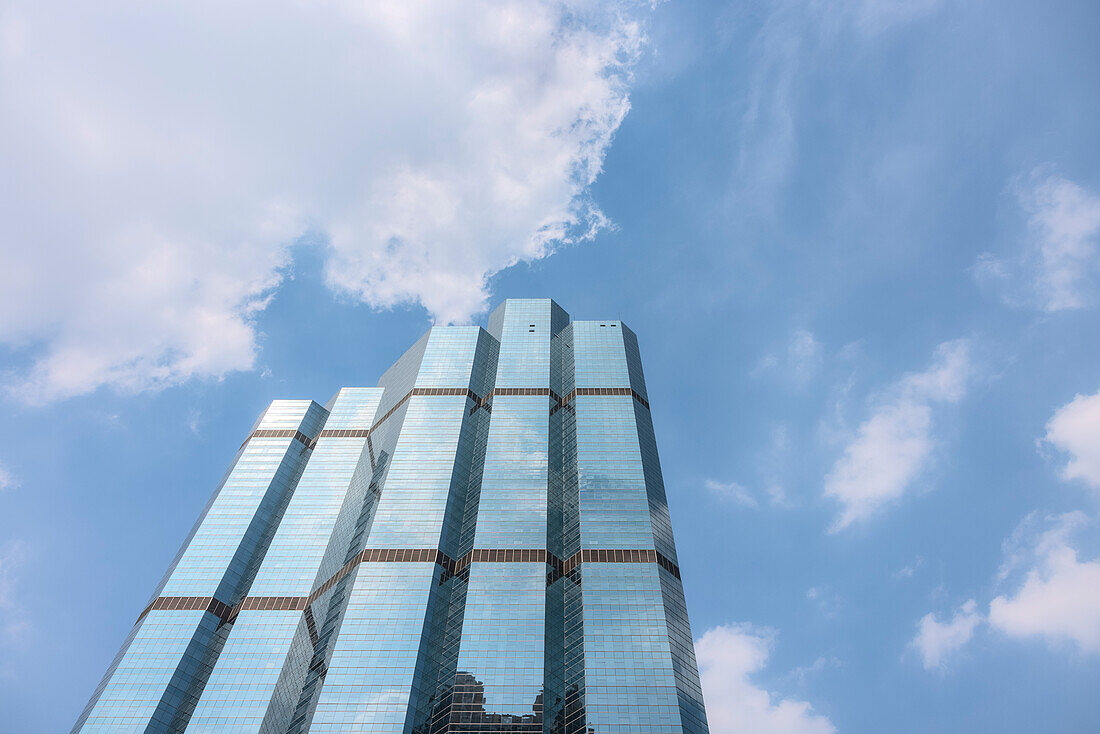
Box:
[490,387,559,397]
[317,428,371,439]
[136,594,313,626]
[239,595,308,612]
[568,387,650,410]
[486,386,649,410]
[136,547,679,625]
[239,428,316,451]
[138,595,235,623]
[550,387,650,416]
[238,385,650,451]
[487,385,650,411]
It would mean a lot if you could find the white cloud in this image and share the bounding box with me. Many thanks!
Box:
[989,512,1100,654]
[806,586,843,618]
[0,464,15,493]
[1043,389,1100,491]
[849,0,946,35]
[736,0,945,206]
[907,513,1100,667]
[0,540,29,644]
[696,623,836,734]
[764,424,798,508]
[757,330,823,387]
[1023,175,1100,311]
[726,423,799,509]
[892,555,924,580]
[736,6,802,207]
[825,401,932,526]
[0,0,649,402]
[186,409,203,437]
[976,173,1100,311]
[788,330,824,382]
[910,599,982,670]
[767,483,793,508]
[705,479,758,508]
[824,339,971,530]
[781,656,842,687]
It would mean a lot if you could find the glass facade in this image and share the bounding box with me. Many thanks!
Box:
[74,299,709,734]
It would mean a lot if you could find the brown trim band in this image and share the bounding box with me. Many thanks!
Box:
[571,386,649,409]
[239,428,316,451]
[487,386,650,412]
[550,387,650,416]
[490,387,559,398]
[237,596,308,612]
[317,428,371,439]
[137,595,234,623]
[136,546,679,624]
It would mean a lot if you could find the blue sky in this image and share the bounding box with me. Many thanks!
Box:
[1,1,1099,731]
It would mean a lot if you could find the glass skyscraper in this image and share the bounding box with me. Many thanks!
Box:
[74,299,710,734]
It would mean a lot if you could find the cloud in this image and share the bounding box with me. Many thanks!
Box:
[892,555,924,580]
[975,173,1100,311]
[910,599,982,670]
[1022,174,1100,311]
[0,540,29,644]
[756,330,823,387]
[1043,389,1100,491]
[788,330,824,383]
[696,623,836,734]
[767,483,794,508]
[186,409,203,437]
[824,339,971,530]
[849,0,946,35]
[825,401,933,525]
[735,0,946,206]
[781,656,842,687]
[0,464,15,493]
[989,511,1100,654]
[806,586,843,618]
[736,5,803,206]
[0,0,649,402]
[705,479,758,508]
[723,423,799,510]
[763,424,798,508]
[909,513,1100,668]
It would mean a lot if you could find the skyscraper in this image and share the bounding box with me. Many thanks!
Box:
[74,299,709,734]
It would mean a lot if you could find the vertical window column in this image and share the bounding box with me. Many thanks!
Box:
[309,328,496,734]
[73,400,328,734]
[438,299,567,733]
[568,322,706,734]
[186,388,384,733]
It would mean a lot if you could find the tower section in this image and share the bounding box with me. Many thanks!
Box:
[561,320,708,734]
[429,299,570,733]
[186,388,384,733]
[73,400,329,733]
[306,326,498,733]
